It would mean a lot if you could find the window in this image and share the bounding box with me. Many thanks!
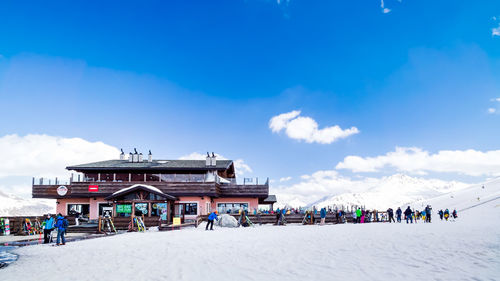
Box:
[115,204,132,217]
[135,203,149,216]
[217,203,248,214]
[98,203,113,217]
[67,204,90,217]
[184,203,198,215]
[151,203,168,219]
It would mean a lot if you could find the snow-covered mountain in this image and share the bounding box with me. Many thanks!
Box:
[0,190,55,216]
[308,174,470,210]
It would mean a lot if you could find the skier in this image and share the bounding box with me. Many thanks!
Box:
[42,214,55,244]
[320,207,326,225]
[438,210,444,220]
[206,211,218,230]
[54,213,68,246]
[356,208,362,224]
[425,205,432,223]
[444,209,450,221]
[452,209,457,219]
[421,210,426,223]
[352,209,357,224]
[404,206,413,224]
[387,208,395,223]
[396,207,402,223]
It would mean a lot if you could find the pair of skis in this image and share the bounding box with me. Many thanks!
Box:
[134,217,146,232]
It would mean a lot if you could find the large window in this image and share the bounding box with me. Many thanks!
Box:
[115,204,132,217]
[217,203,248,214]
[184,203,198,215]
[135,203,149,216]
[67,204,90,217]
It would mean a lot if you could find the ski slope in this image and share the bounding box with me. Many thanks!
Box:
[2,179,499,280]
[408,177,500,212]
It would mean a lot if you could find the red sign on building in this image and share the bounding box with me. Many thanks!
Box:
[88,185,99,192]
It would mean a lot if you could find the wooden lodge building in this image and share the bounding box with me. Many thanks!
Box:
[32,151,276,224]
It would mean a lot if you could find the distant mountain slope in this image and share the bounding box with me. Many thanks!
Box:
[408,177,500,212]
[310,174,469,210]
[0,190,55,216]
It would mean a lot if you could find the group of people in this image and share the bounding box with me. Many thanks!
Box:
[41,213,69,246]
[438,209,457,221]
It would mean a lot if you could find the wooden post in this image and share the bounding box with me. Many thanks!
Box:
[98,173,101,181]
[113,173,116,181]
[129,173,131,182]
[159,173,161,182]
[144,173,146,182]
[98,216,102,233]
[148,203,152,217]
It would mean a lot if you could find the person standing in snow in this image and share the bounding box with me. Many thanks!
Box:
[42,214,55,244]
[404,207,413,224]
[425,205,432,223]
[396,207,402,223]
[438,210,444,220]
[320,208,326,225]
[452,209,457,219]
[356,208,362,224]
[55,213,68,246]
[444,209,450,221]
[387,208,395,223]
[206,211,218,230]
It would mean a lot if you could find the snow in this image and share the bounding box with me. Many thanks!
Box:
[2,179,499,280]
[0,190,54,216]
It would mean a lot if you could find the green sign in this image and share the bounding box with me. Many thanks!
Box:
[116,204,132,214]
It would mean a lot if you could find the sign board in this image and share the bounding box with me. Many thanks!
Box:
[88,185,99,192]
[56,186,68,196]
[116,204,132,214]
[173,217,181,226]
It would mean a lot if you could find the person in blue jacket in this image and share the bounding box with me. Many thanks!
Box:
[206,211,218,230]
[42,214,55,244]
[320,208,327,225]
[55,213,68,245]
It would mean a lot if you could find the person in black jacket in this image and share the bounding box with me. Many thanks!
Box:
[387,208,395,223]
[396,207,402,223]
[404,207,413,224]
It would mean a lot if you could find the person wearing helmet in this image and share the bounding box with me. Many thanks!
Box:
[206,210,218,231]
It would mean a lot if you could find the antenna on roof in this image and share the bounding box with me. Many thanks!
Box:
[207,152,210,157]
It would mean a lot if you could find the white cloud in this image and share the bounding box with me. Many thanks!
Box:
[269,110,359,144]
[336,147,500,177]
[381,0,391,13]
[179,152,252,176]
[493,24,500,37]
[488,108,496,114]
[0,134,120,179]
[279,176,292,182]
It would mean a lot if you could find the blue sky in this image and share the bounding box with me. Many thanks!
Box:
[1,0,500,199]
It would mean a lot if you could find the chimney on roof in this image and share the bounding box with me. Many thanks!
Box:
[206,152,211,166]
[211,152,216,166]
[129,152,133,162]
[119,149,125,160]
[139,152,143,162]
[148,150,153,162]
[133,148,139,162]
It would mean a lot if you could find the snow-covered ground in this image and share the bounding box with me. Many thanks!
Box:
[2,183,499,281]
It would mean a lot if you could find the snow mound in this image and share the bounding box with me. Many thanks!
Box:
[217,214,238,227]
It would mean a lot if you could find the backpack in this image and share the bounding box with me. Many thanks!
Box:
[63,218,69,228]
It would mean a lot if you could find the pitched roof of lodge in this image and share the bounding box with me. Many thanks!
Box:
[105,184,177,200]
[66,159,233,171]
